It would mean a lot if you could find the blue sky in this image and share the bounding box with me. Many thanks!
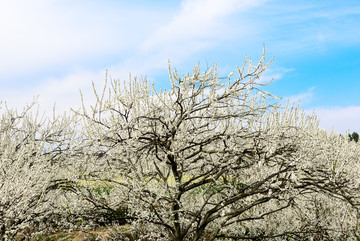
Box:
[0,0,359,134]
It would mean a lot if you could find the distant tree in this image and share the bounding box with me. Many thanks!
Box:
[0,103,77,239]
[349,131,359,143]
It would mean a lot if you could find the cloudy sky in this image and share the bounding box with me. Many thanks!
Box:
[1,0,359,134]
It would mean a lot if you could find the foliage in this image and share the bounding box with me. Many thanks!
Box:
[349,131,359,143]
[1,48,360,240]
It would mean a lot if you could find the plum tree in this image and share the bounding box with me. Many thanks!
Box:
[72,49,360,240]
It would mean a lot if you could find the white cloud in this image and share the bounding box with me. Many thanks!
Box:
[308,106,360,134]
[0,1,168,78]
[0,69,106,115]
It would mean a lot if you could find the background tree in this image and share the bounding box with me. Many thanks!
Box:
[0,102,78,240]
[349,131,359,143]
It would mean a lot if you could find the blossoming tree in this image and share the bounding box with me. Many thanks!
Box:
[72,49,360,240]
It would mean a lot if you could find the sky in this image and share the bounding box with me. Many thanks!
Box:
[0,0,359,134]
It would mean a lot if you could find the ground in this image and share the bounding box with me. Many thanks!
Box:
[15,225,134,241]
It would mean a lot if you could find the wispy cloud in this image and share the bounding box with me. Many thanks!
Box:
[257,66,295,84]
[141,0,268,62]
[285,87,315,105]
[257,2,360,54]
